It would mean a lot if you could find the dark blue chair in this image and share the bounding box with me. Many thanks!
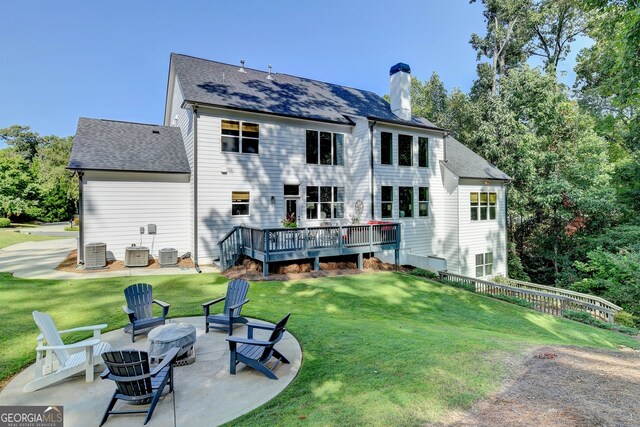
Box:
[202,279,250,336]
[122,283,170,342]
[227,313,291,380]
[99,347,178,426]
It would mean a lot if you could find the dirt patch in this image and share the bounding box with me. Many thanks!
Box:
[56,250,195,273]
[444,345,640,427]
[223,256,408,281]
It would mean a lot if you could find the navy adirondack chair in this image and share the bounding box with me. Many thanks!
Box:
[99,347,179,426]
[226,313,291,380]
[122,283,170,342]
[202,279,250,336]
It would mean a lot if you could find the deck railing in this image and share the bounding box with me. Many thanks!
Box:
[217,223,401,275]
[439,271,619,323]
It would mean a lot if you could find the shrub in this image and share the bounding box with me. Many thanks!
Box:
[563,309,638,335]
[485,293,534,309]
[440,278,476,293]
[614,311,637,328]
[0,218,10,228]
[409,268,439,280]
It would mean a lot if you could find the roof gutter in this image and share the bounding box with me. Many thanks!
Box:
[365,116,448,132]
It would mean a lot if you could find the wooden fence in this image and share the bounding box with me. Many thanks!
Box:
[439,271,619,323]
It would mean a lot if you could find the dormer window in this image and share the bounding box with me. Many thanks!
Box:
[222,120,259,154]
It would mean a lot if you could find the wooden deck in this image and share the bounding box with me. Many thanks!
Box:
[218,223,401,277]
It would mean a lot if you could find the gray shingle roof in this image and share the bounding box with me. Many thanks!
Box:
[68,118,190,174]
[443,137,511,180]
[171,53,443,129]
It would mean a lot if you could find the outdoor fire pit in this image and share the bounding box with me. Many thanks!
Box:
[147,323,196,366]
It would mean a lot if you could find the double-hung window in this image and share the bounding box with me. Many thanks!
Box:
[399,186,413,218]
[470,192,497,220]
[306,130,344,165]
[418,187,429,217]
[231,191,250,216]
[306,186,344,219]
[418,137,428,167]
[381,186,393,218]
[381,132,393,165]
[475,252,493,277]
[221,120,259,154]
[398,134,413,166]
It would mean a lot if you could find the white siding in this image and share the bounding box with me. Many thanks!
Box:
[456,182,508,277]
[439,164,460,273]
[168,76,195,257]
[372,124,444,264]
[195,107,353,262]
[82,171,190,260]
[349,117,372,222]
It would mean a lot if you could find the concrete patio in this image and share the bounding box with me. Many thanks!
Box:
[0,316,302,426]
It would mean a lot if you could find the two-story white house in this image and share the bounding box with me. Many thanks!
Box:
[68,53,511,278]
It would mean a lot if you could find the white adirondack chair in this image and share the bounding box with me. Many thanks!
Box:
[23,311,112,392]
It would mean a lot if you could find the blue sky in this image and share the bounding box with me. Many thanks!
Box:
[0,0,585,140]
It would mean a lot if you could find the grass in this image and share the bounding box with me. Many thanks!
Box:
[0,229,61,249]
[63,226,79,232]
[0,272,637,425]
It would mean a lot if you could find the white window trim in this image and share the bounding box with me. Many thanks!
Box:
[305,130,345,166]
[221,120,260,155]
[418,186,429,217]
[475,252,494,277]
[381,186,394,219]
[306,185,345,219]
[231,191,250,217]
[470,191,497,221]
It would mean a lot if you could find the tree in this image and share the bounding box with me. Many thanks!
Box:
[470,0,534,95]
[0,125,45,162]
[527,0,586,71]
[0,150,41,219]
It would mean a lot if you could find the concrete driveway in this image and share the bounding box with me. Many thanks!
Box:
[0,238,77,279]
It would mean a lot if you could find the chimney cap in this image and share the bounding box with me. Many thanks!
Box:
[390,63,411,76]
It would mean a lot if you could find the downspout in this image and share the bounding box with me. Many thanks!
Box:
[368,120,377,219]
[77,171,84,266]
[192,105,202,273]
[504,180,511,278]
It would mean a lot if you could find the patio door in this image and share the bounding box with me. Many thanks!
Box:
[283,184,300,225]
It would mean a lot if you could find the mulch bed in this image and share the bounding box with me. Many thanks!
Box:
[56,250,195,273]
[224,256,408,281]
[445,345,640,427]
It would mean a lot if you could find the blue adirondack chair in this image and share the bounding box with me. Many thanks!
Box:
[226,313,291,380]
[122,283,170,342]
[99,347,179,426]
[202,279,250,336]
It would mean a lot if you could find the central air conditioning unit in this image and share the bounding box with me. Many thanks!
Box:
[85,242,107,269]
[125,246,149,267]
[159,248,178,267]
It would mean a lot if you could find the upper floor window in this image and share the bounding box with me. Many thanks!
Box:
[381,186,393,218]
[399,186,413,218]
[306,130,344,165]
[470,192,497,221]
[418,187,429,217]
[222,120,259,154]
[398,134,413,166]
[381,132,393,165]
[418,137,428,167]
[306,186,344,219]
[475,252,493,277]
[231,191,250,216]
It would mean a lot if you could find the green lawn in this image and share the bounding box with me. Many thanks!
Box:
[0,272,636,425]
[0,229,60,249]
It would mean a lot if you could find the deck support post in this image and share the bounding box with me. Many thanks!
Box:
[264,229,270,277]
[314,256,320,271]
[357,253,363,270]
